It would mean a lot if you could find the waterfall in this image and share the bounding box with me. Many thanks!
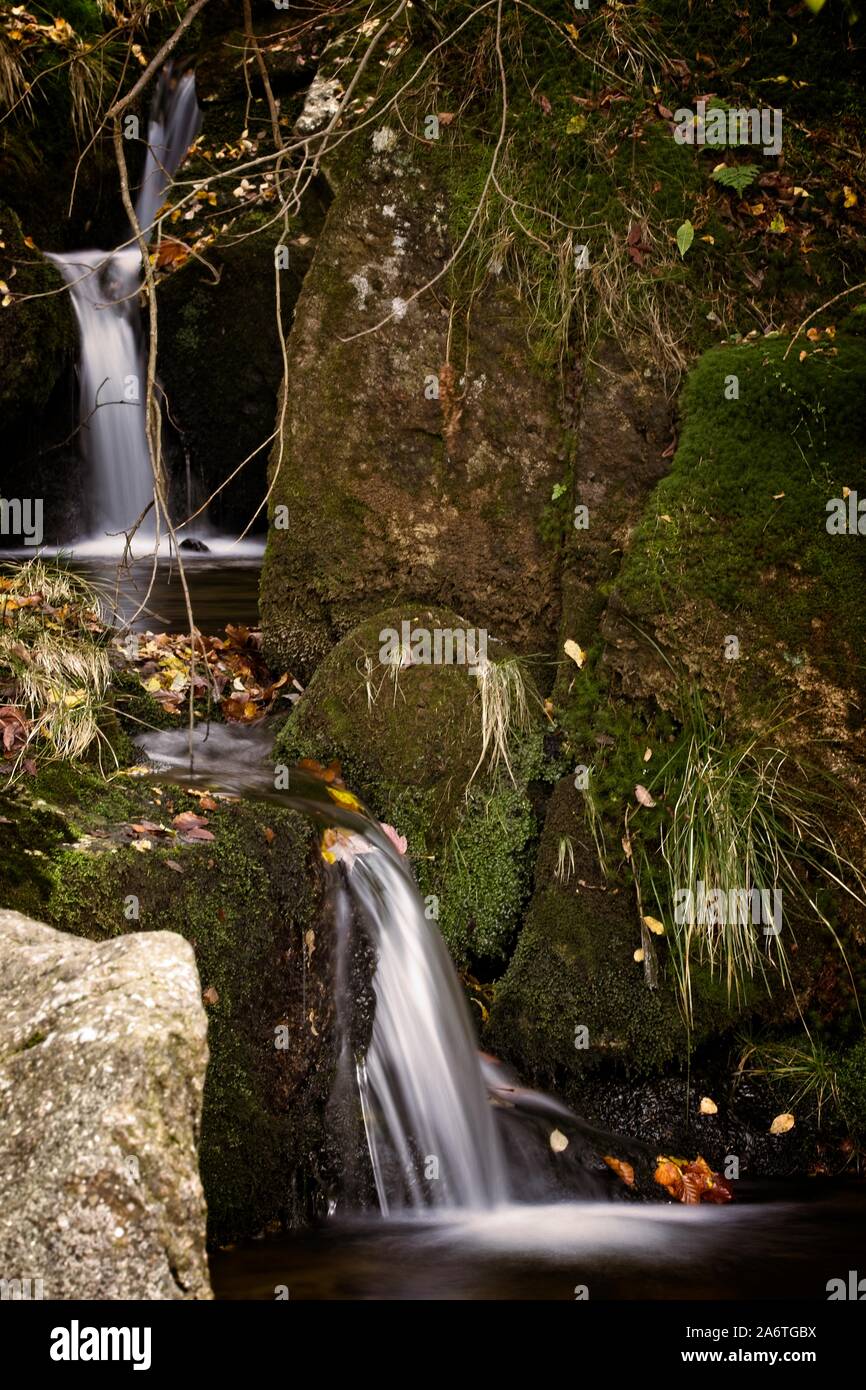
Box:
[136,726,511,1212]
[343,848,508,1212]
[46,66,201,548]
[135,725,628,1213]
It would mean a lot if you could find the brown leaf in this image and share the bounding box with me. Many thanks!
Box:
[172,810,209,831]
[263,826,275,843]
[184,826,215,842]
[165,859,184,873]
[202,986,219,1006]
[603,1155,635,1186]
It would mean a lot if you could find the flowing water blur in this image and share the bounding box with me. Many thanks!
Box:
[46,65,202,550]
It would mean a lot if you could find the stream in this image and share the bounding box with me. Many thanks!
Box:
[139,721,866,1302]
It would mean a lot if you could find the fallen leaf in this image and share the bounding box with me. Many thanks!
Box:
[642,914,665,935]
[603,1155,635,1186]
[564,638,586,668]
[131,838,152,852]
[203,986,219,1006]
[700,1096,718,1115]
[165,859,184,873]
[263,826,275,843]
[643,747,652,762]
[173,811,209,831]
[770,1112,795,1135]
[634,784,656,808]
[633,948,645,962]
[676,219,694,259]
[549,1128,569,1153]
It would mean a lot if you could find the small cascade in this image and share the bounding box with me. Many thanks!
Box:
[46,65,201,548]
[343,847,508,1212]
[137,726,514,1213]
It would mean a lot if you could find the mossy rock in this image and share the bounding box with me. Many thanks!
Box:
[259,123,565,680]
[0,761,366,1244]
[486,774,835,1099]
[487,777,729,1085]
[605,332,866,723]
[275,605,556,966]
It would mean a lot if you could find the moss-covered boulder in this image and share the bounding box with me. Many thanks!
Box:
[486,773,851,1172]
[275,605,556,967]
[487,776,734,1081]
[0,761,367,1244]
[605,332,866,713]
[259,126,566,679]
[601,331,866,912]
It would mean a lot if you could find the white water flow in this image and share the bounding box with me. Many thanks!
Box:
[46,65,201,545]
[340,847,509,1212]
[135,725,510,1212]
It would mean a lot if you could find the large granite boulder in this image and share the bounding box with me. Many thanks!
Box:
[0,912,211,1300]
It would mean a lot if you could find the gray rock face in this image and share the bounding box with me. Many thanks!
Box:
[0,912,211,1300]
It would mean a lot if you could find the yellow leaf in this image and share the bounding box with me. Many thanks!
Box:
[770,1112,795,1135]
[747,202,765,216]
[327,786,363,811]
[643,747,652,762]
[642,915,665,935]
[550,1129,569,1153]
[131,838,152,852]
[563,638,586,669]
[700,1096,718,1115]
[843,186,858,209]
[633,947,645,963]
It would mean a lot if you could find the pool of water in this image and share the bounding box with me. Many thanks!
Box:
[210,1183,866,1301]
[72,555,262,632]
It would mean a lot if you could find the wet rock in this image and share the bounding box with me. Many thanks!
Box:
[0,910,211,1300]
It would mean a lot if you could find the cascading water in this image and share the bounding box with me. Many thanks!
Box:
[137,724,605,1215]
[341,846,508,1212]
[46,65,201,547]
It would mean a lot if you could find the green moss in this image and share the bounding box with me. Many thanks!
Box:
[275,607,555,966]
[616,332,866,709]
